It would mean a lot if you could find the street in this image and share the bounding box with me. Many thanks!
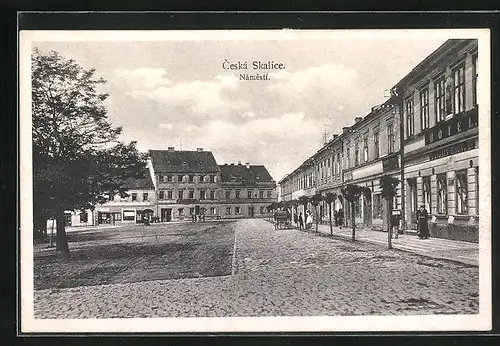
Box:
[34,219,479,318]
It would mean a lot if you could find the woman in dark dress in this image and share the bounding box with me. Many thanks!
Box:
[417,205,430,239]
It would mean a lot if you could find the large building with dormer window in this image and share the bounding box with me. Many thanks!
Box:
[219,162,277,218]
[395,39,479,242]
[148,147,222,221]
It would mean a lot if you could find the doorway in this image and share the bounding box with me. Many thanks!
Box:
[161,208,172,222]
[248,206,255,218]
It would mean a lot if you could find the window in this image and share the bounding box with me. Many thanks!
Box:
[178,208,184,217]
[259,190,264,199]
[226,190,231,199]
[188,190,194,199]
[178,175,183,182]
[267,190,272,198]
[363,137,369,162]
[260,206,265,214]
[422,176,431,214]
[453,64,466,114]
[159,190,165,200]
[200,190,206,200]
[247,191,252,199]
[456,170,468,215]
[346,146,350,169]
[142,193,148,202]
[113,212,121,221]
[354,140,360,166]
[235,206,241,214]
[188,175,194,183]
[123,210,135,221]
[131,193,137,201]
[162,175,168,182]
[372,194,381,218]
[210,190,215,200]
[167,175,172,182]
[472,54,478,106]
[336,153,341,174]
[167,190,173,199]
[178,190,184,200]
[226,207,232,215]
[435,77,446,122]
[420,88,429,130]
[373,131,380,159]
[387,123,395,154]
[405,98,414,137]
[476,167,479,215]
[235,190,240,199]
[210,175,215,183]
[190,207,194,215]
[79,212,88,223]
[437,174,447,214]
[211,207,217,215]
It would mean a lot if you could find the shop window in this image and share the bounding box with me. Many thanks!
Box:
[437,174,447,214]
[422,177,431,214]
[456,170,468,215]
[123,210,135,221]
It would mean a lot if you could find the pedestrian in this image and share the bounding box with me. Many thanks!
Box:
[338,208,344,229]
[333,210,338,226]
[306,211,313,229]
[298,213,304,230]
[417,205,430,239]
[294,213,298,227]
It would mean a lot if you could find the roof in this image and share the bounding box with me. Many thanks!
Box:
[219,164,275,184]
[149,149,219,173]
[123,169,155,190]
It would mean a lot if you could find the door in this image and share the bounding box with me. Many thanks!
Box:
[161,208,172,222]
[248,206,254,218]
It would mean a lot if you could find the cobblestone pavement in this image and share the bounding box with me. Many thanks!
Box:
[34,219,479,318]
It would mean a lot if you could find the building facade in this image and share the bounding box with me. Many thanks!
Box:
[395,39,479,242]
[278,38,480,242]
[95,169,156,224]
[149,147,222,222]
[219,162,277,218]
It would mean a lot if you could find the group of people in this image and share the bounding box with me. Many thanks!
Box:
[292,211,313,229]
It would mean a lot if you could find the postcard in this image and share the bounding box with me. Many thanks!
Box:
[20,28,491,333]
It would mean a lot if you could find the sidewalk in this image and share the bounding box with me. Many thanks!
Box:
[305,223,479,266]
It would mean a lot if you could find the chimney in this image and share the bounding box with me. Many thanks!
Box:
[196,147,203,152]
[230,163,235,166]
[342,127,350,133]
[237,161,242,165]
[167,147,175,152]
[355,117,363,123]
[245,162,250,169]
[332,134,339,140]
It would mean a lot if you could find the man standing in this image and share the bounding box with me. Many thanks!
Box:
[298,213,304,230]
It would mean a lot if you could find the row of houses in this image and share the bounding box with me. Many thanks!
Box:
[65,147,277,226]
[278,39,479,242]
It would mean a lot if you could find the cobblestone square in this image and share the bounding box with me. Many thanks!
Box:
[34,219,479,318]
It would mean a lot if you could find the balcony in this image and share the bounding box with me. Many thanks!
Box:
[423,107,478,146]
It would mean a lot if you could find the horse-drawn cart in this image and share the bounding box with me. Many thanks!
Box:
[274,210,291,230]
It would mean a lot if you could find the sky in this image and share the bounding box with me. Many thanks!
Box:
[33,33,447,182]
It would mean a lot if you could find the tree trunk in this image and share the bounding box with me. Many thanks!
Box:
[329,202,333,235]
[351,203,356,242]
[387,199,393,249]
[55,208,70,260]
[315,206,319,233]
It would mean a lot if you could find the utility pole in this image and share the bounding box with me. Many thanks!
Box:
[391,86,406,235]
